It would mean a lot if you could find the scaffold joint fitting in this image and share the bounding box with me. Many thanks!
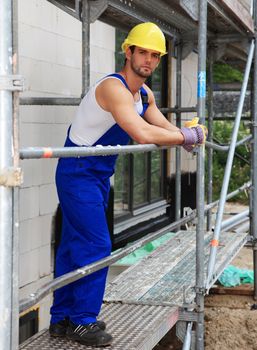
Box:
[0,167,23,187]
[0,75,25,92]
[195,286,206,294]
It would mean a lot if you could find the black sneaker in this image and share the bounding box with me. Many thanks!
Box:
[67,321,113,347]
[49,318,106,337]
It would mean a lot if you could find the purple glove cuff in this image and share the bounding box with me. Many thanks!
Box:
[181,126,204,145]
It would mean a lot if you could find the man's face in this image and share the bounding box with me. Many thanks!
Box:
[127,46,161,78]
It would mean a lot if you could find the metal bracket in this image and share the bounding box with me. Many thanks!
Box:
[90,0,108,23]
[194,286,206,295]
[247,236,257,249]
[180,0,198,21]
[0,75,25,92]
[178,309,198,322]
[0,167,23,187]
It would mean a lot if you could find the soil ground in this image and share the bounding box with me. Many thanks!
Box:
[154,203,257,350]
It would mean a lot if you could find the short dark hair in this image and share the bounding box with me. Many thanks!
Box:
[124,45,136,65]
[129,45,135,53]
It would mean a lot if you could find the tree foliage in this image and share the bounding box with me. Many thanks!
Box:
[212,62,243,83]
[207,121,250,204]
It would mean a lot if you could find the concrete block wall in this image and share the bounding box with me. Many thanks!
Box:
[18,0,115,330]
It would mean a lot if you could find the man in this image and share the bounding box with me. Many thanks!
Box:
[49,22,206,347]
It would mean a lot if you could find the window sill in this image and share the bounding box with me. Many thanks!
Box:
[114,200,168,235]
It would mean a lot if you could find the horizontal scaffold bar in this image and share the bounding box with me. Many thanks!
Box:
[19,144,169,159]
[205,135,252,151]
[19,97,197,113]
[19,135,252,160]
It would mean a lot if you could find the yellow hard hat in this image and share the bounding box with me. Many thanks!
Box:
[121,22,167,56]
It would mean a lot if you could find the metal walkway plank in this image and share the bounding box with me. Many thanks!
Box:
[105,230,197,301]
[141,230,248,305]
[19,303,179,350]
[19,230,248,350]
[105,230,248,304]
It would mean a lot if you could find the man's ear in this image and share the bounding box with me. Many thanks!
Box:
[125,47,132,61]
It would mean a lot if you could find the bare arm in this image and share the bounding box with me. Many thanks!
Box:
[143,84,179,132]
[96,79,184,146]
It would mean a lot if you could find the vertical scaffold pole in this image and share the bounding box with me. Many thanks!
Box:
[175,42,182,225]
[196,0,208,349]
[252,0,257,300]
[207,49,214,232]
[12,0,20,348]
[82,0,90,95]
[0,1,15,349]
[206,41,254,287]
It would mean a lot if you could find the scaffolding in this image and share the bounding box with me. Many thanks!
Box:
[0,0,257,349]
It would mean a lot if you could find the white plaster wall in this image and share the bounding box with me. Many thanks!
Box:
[18,0,115,331]
[169,52,198,175]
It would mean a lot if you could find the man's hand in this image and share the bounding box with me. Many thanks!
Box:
[180,117,208,152]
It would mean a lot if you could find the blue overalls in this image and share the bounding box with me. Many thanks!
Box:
[50,74,149,325]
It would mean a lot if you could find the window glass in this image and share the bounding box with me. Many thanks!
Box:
[133,153,148,206]
[151,150,162,200]
[114,154,130,217]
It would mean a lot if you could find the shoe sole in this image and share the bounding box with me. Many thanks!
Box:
[49,331,66,337]
[67,335,113,347]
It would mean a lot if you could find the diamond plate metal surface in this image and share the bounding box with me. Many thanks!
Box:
[20,303,179,350]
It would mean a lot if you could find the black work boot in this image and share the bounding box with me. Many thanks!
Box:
[67,321,113,347]
[49,318,69,337]
[49,318,106,337]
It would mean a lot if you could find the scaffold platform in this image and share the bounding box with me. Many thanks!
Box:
[20,229,248,350]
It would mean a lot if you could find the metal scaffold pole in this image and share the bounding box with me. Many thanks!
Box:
[0,0,15,349]
[207,48,214,232]
[175,42,182,224]
[11,0,20,348]
[82,0,90,95]
[196,0,208,348]
[252,0,257,300]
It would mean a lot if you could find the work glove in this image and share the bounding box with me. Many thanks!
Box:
[180,117,208,152]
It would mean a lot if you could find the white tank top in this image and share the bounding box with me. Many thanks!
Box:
[69,76,144,146]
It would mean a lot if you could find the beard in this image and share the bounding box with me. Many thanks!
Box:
[130,60,153,78]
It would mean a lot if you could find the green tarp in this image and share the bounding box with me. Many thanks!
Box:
[218,265,254,287]
[116,232,175,265]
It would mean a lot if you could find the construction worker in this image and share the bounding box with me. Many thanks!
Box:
[49,22,207,347]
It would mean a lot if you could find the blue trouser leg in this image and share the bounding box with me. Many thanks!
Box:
[50,161,112,325]
[50,215,74,323]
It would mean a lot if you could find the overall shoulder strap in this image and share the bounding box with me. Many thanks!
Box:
[140,86,149,116]
[107,74,149,116]
[106,73,130,91]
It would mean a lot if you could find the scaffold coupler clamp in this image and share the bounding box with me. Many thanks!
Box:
[0,74,25,91]
[0,167,23,187]
[248,236,257,250]
[194,286,206,295]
